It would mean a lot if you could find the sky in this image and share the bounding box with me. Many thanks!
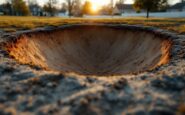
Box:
[0,0,182,6]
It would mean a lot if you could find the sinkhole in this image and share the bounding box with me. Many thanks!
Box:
[6,25,172,76]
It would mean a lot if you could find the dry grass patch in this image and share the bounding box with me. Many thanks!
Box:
[0,16,185,33]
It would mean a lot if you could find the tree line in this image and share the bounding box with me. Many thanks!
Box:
[0,0,174,18]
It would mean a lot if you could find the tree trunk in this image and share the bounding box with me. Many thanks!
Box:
[146,8,149,18]
[111,0,114,17]
[68,1,72,18]
[68,7,72,17]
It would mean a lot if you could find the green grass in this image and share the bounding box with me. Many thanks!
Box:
[0,16,185,33]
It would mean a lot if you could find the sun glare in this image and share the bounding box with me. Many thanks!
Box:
[91,4,98,12]
[87,0,101,12]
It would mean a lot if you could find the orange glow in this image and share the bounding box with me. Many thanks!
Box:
[91,4,98,12]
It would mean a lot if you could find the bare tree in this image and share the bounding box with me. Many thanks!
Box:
[28,0,42,16]
[5,0,13,15]
[72,0,82,16]
[1,2,12,15]
[61,2,67,13]
[43,0,58,16]
[110,0,114,16]
[66,0,74,17]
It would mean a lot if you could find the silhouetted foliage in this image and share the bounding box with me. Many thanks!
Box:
[60,2,67,13]
[12,0,30,16]
[72,0,82,16]
[65,0,82,17]
[65,0,74,17]
[100,5,112,15]
[133,0,168,18]
[82,1,92,15]
[28,0,43,16]
[0,2,12,15]
[43,0,58,16]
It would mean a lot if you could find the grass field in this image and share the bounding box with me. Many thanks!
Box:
[0,16,185,33]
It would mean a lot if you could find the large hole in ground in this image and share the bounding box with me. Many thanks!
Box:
[6,25,172,76]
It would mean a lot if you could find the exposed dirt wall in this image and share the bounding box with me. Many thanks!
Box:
[6,26,172,76]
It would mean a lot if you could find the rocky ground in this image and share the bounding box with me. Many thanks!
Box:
[0,25,185,115]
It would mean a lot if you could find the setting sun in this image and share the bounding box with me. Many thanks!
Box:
[91,4,98,12]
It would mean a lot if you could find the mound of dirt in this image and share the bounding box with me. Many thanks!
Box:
[6,25,172,76]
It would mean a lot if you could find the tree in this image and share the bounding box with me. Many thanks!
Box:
[12,0,30,16]
[100,4,112,15]
[65,0,83,17]
[110,0,114,16]
[1,2,12,15]
[82,1,92,15]
[158,0,169,12]
[133,0,168,18]
[61,2,67,13]
[43,0,58,16]
[28,0,42,16]
[65,0,74,17]
[72,0,82,16]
